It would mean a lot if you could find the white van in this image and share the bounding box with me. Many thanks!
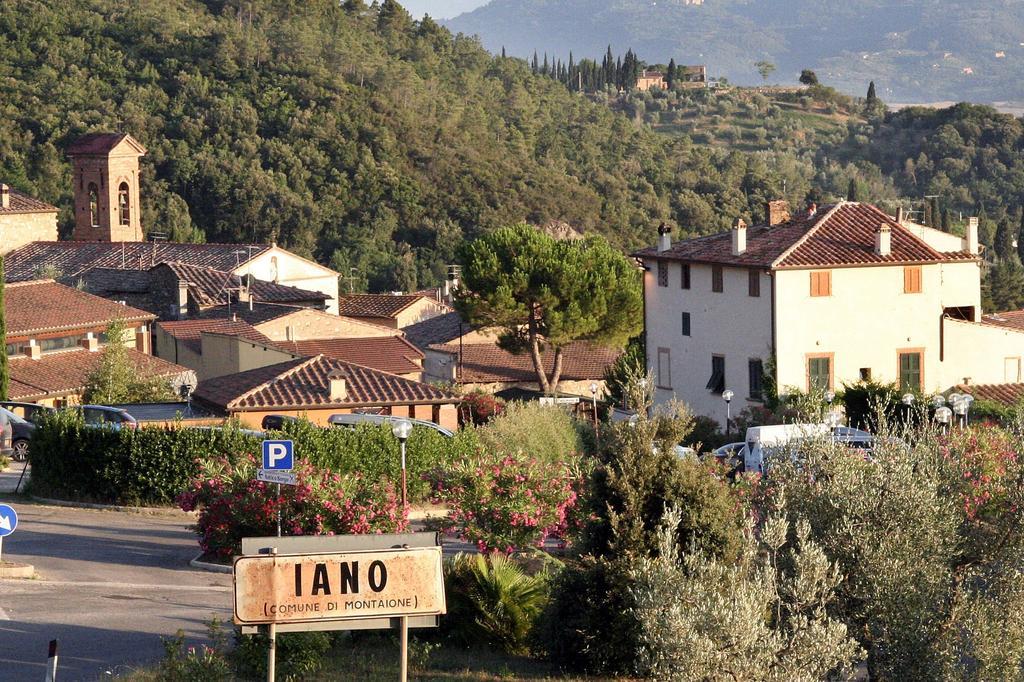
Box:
[742,423,832,474]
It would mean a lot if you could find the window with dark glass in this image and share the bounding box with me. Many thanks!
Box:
[681,312,691,336]
[748,359,763,400]
[808,356,832,391]
[657,261,668,287]
[899,352,922,391]
[118,182,130,225]
[680,264,691,289]
[712,265,723,293]
[706,355,725,394]
[748,270,760,297]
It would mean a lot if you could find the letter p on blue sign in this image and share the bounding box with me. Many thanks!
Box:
[262,440,294,471]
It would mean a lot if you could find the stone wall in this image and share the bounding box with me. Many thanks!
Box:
[0,212,58,256]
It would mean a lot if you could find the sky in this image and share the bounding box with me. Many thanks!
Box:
[399,0,488,20]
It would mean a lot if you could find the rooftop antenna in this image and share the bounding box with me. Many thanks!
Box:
[345,267,359,294]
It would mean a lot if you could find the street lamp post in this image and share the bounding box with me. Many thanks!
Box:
[901,393,916,429]
[722,390,734,439]
[391,419,413,510]
[934,406,952,434]
[962,394,974,426]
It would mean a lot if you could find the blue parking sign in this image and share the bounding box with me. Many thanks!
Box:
[262,440,294,471]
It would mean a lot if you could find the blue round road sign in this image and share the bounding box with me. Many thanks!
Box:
[0,503,18,537]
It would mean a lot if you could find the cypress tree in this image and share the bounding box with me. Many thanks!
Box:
[501,46,506,59]
[0,255,7,401]
[532,51,538,73]
[866,81,877,103]
[1016,208,1024,263]
[995,218,1014,260]
[667,58,676,89]
[941,207,951,233]
[846,178,859,201]
[542,53,549,78]
[929,196,940,229]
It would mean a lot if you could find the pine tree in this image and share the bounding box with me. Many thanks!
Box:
[866,81,877,103]
[667,58,676,89]
[994,218,1014,260]
[0,255,7,401]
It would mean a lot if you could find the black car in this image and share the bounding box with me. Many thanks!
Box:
[0,401,56,425]
[261,414,301,431]
[0,408,36,461]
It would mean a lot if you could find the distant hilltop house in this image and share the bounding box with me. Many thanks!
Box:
[635,66,707,92]
[635,199,1024,423]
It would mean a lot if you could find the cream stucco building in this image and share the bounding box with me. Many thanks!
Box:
[636,201,1024,423]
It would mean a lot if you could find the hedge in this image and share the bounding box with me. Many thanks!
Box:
[29,411,472,506]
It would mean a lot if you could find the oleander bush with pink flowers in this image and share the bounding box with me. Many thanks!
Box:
[425,449,584,554]
[177,453,407,560]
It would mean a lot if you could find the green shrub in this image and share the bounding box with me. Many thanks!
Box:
[28,410,261,505]
[538,556,641,675]
[158,619,233,682]
[233,630,333,680]
[29,412,468,506]
[474,402,586,464]
[277,419,474,502]
[443,553,551,655]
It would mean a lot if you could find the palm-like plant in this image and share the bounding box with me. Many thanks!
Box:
[443,553,550,655]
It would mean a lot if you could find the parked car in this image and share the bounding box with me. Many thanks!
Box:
[741,423,833,474]
[0,401,56,425]
[0,411,12,459]
[0,408,36,461]
[261,414,301,431]
[327,413,455,438]
[68,405,139,430]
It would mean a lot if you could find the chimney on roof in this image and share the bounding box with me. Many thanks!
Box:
[896,206,905,225]
[21,341,41,361]
[79,335,99,353]
[176,280,189,320]
[657,222,672,253]
[731,218,748,256]
[0,184,9,209]
[875,223,892,257]
[766,200,790,227]
[328,369,348,402]
[966,217,980,255]
[807,202,818,218]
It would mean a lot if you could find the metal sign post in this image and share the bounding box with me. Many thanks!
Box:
[260,440,295,541]
[266,547,277,682]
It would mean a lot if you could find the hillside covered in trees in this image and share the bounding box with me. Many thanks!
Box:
[2,1,1024,295]
[0,0,843,291]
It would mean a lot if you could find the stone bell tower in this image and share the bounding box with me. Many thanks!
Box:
[67,132,147,242]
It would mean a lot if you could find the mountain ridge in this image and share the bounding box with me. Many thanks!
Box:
[445,0,1024,103]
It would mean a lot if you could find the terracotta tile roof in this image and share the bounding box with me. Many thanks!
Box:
[279,336,424,375]
[66,132,147,155]
[198,302,307,325]
[634,202,978,269]
[403,311,469,349]
[339,294,429,318]
[76,268,155,294]
[0,185,58,215]
[193,355,457,411]
[156,319,276,354]
[958,383,1024,407]
[433,341,621,384]
[981,310,1024,332]
[8,347,190,401]
[161,262,329,306]
[4,242,272,282]
[5,280,155,337]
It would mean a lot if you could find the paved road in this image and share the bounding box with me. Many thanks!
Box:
[0,479,231,681]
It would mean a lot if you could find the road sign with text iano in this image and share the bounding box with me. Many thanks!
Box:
[233,547,445,626]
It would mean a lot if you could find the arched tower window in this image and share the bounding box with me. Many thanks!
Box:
[88,183,100,227]
[118,182,130,225]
